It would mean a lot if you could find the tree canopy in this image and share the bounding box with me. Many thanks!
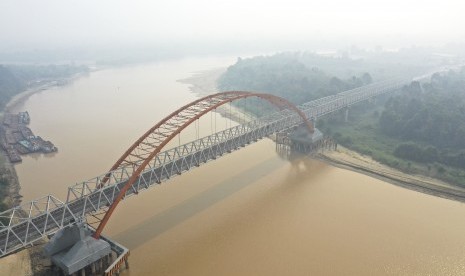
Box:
[380,69,465,168]
[0,64,88,109]
[218,54,372,111]
[380,70,465,149]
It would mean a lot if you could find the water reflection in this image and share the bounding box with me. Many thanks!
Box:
[114,155,285,249]
[11,59,465,276]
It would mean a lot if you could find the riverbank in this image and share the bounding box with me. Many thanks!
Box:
[0,74,86,274]
[5,83,52,113]
[180,68,465,203]
[317,146,465,203]
[177,68,256,124]
[2,63,464,275]
[0,79,68,208]
[4,74,86,113]
[177,68,225,97]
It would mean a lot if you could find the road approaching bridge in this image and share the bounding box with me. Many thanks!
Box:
[0,75,412,257]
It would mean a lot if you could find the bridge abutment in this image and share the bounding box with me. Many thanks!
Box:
[44,223,130,276]
[275,125,333,156]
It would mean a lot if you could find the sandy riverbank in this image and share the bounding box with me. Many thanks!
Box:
[5,73,87,113]
[5,83,53,113]
[317,146,465,203]
[177,68,256,123]
[2,65,464,275]
[180,68,465,203]
[177,68,225,97]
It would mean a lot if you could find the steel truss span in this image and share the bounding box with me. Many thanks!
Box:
[93,91,314,238]
[0,76,410,257]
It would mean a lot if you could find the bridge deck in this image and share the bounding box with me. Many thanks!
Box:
[0,76,411,257]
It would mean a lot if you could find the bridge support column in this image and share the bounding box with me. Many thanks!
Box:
[344,107,349,122]
[110,252,115,265]
[95,260,100,274]
[91,262,96,274]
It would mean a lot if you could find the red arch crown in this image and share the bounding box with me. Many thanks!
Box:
[93,91,313,238]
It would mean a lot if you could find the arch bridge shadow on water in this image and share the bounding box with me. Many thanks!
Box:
[113,145,330,250]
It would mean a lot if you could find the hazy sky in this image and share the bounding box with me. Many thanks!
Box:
[1,0,464,51]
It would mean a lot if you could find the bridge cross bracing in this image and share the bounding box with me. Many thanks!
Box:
[0,75,412,257]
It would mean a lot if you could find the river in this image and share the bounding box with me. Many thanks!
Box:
[11,57,465,275]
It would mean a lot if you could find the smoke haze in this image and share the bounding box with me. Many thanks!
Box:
[1,0,464,60]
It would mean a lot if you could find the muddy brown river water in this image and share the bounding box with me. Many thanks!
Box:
[11,57,465,275]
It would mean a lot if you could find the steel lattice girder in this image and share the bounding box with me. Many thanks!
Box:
[92,91,315,238]
[106,91,313,178]
[0,76,411,257]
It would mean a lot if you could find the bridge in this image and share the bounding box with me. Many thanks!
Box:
[0,75,418,257]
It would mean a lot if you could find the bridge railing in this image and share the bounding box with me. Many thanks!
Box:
[0,75,415,257]
[64,116,277,199]
[0,101,305,256]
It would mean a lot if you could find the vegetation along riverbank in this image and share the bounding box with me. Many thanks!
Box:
[0,63,89,275]
[0,64,88,211]
[213,52,465,201]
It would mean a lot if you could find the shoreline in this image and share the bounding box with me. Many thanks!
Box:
[5,73,87,113]
[316,146,465,203]
[177,68,225,97]
[1,64,464,274]
[0,74,86,276]
[1,72,88,207]
[177,68,259,123]
[180,69,465,203]
[4,83,53,113]
[0,79,73,210]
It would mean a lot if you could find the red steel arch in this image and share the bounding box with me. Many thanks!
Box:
[93,91,313,239]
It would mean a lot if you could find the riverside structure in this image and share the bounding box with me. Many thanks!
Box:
[0,75,414,259]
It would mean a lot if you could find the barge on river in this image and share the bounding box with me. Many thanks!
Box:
[0,111,57,163]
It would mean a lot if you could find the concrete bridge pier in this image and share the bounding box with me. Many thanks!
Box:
[275,125,325,156]
[106,254,111,267]
[99,258,105,274]
[42,223,130,276]
[90,262,96,274]
[344,107,349,122]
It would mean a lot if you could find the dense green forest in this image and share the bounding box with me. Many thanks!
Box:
[217,52,465,186]
[379,70,465,168]
[218,51,433,107]
[0,64,88,109]
[380,73,465,148]
[319,69,465,185]
[218,54,373,115]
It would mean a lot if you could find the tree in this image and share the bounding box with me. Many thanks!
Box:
[361,72,372,84]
